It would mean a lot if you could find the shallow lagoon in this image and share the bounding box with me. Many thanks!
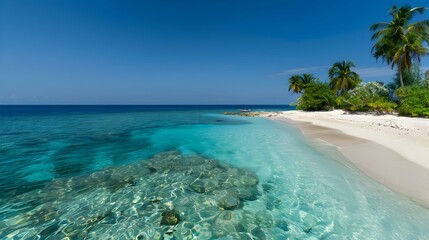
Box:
[1,106,429,239]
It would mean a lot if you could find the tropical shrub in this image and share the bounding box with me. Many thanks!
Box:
[367,100,397,113]
[297,82,336,111]
[395,86,429,117]
[336,82,397,113]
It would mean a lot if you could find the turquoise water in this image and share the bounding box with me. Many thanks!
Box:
[1,106,429,239]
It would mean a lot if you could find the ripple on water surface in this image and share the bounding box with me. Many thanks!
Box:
[1,151,292,239]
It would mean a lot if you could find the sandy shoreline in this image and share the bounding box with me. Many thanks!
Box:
[268,110,429,207]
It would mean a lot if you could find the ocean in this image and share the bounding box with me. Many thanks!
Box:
[0,105,428,239]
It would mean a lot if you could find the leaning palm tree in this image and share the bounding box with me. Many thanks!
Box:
[288,75,304,94]
[328,61,361,95]
[371,5,429,87]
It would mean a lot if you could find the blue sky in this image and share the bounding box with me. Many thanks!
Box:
[1,0,428,104]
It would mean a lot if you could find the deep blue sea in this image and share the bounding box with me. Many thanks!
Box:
[1,105,429,239]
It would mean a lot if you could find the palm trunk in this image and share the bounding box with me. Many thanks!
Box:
[398,65,404,88]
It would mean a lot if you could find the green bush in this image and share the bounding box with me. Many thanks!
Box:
[367,100,397,113]
[395,86,429,117]
[297,82,336,111]
[336,82,396,113]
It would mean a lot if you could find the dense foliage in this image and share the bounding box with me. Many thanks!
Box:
[296,82,336,111]
[336,82,397,113]
[395,86,429,117]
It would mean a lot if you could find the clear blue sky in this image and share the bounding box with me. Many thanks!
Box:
[1,0,428,104]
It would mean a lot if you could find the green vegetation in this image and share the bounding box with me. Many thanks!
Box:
[296,81,336,111]
[288,4,429,117]
[370,5,429,87]
[385,64,424,90]
[396,86,429,117]
[288,74,318,94]
[336,82,396,113]
[328,61,361,95]
[288,75,303,94]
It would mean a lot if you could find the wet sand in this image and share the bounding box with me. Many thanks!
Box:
[270,111,429,207]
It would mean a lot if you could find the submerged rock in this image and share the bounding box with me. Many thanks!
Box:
[251,226,267,239]
[262,183,274,193]
[255,210,274,228]
[219,195,243,210]
[160,210,181,225]
[266,196,282,210]
[190,179,218,193]
[237,187,259,201]
[0,150,264,239]
[276,219,290,232]
[234,172,259,187]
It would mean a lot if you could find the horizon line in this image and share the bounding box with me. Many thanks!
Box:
[0,104,294,106]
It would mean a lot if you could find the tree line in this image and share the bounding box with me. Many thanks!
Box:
[288,5,429,117]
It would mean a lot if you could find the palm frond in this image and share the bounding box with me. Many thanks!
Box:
[370,22,390,31]
[389,5,398,15]
[409,6,427,16]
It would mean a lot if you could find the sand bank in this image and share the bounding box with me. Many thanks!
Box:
[269,110,429,206]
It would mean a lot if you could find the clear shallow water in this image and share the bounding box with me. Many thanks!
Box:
[0,105,428,239]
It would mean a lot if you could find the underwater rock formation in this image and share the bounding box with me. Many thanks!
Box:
[0,151,284,240]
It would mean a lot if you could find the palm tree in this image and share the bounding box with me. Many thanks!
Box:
[288,75,304,94]
[328,61,361,95]
[371,5,429,87]
[301,74,317,86]
[393,32,429,81]
[288,74,318,94]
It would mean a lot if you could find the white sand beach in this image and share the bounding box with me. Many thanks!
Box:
[269,110,429,206]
